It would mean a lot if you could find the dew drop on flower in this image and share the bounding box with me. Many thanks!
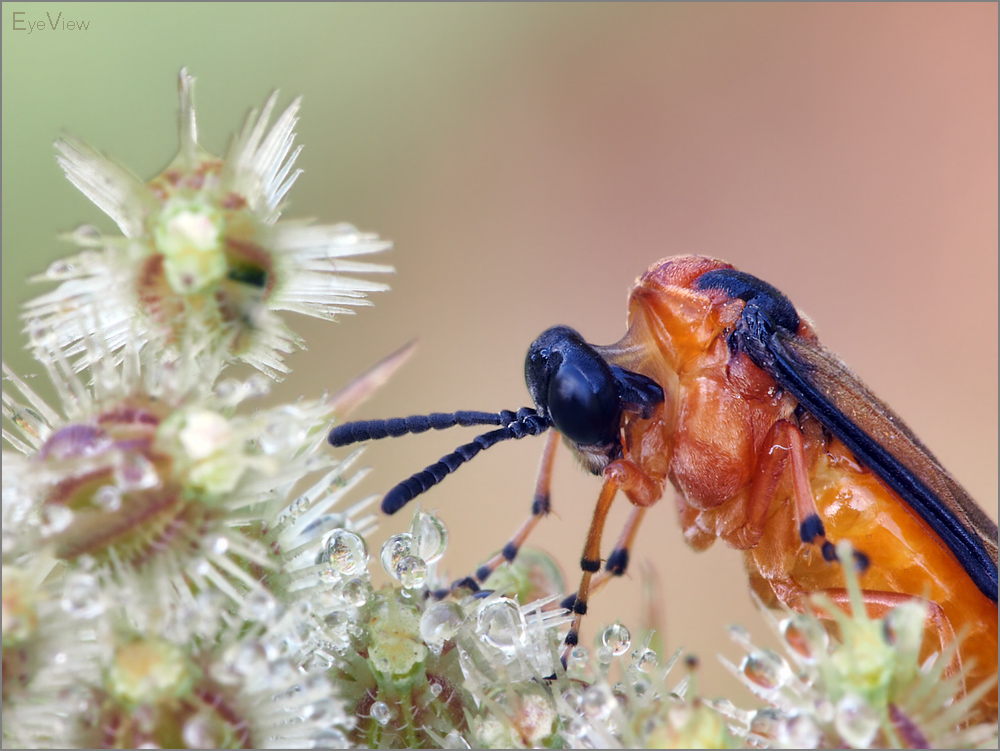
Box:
[40,504,74,536]
[779,713,822,748]
[114,452,160,491]
[94,485,123,512]
[749,708,782,740]
[321,529,369,579]
[582,684,614,720]
[477,598,526,655]
[259,408,307,454]
[342,576,372,607]
[245,374,272,399]
[243,588,277,623]
[834,693,879,747]
[601,621,631,657]
[379,532,414,578]
[420,600,464,652]
[410,509,448,564]
[61,573,104,619]
[45,259,77,279]
[396,555,427,589]
[780,614,826,661]
[429,682,444,698]
[596,646,613,665]
[740,649,791,690]
[370,700,392,727]
[568,646,589,668]
[211,536,230,555]
[629,647,658,673]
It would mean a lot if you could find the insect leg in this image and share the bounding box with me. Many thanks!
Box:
[472,429,560,583]
[743,420,868,570]
[569,506,648,604]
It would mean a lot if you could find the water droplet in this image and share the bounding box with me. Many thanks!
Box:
[94,485,123,512]
[258,407,307,454]
[342,577,371,607]
[629,647,658,673]
[45,259,77,279]
[320,529,369,580]
[740,649,791,690]
[243,588,277,623]
[40,504,74,536]
[214,378,243,404]
[779,713,822,748]
[245,374,271,399]
[834,693,879,747]
[781,614,826,661]
[370,700,392,727]
[61,573,104,619]
[581,684,614,720]
[395,555,427,589]
[749,708,782,740]
[410,509,448,564]
[429,682,443,698]
[114,453,160,491]
[71,224,102,244]
[477,598,526,655]
[568,646,589,668]
[379,532,414,578]
[601,621,631,657]
[181,712,218,748]
[596,646,613,664]
[420,601,464,651]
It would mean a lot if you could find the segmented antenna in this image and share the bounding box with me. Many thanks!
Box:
[328,407,551,514]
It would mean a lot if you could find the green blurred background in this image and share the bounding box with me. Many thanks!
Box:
[3,3,997,700]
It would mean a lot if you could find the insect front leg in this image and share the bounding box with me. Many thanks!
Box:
[561,459,659,665]
[471,429,560,584]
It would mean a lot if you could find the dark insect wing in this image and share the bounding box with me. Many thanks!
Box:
[764,328,999,602]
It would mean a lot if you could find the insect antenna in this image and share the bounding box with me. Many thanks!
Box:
[328,407,551,514]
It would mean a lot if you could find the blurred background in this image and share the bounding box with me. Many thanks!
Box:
[3,3,997,701]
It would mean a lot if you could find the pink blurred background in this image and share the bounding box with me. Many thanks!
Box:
[4,3,996,700]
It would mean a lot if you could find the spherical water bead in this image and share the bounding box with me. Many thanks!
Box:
[629,647,658,673]
[601,621,631,657]
[342,577,372,607]
[409,509,448,564]
[581,684,615,721]
[748,708,783,741]
[370,701,393,727]
[429,682,444,698]
[477,598,526,656]
[244,374,272,399]
[61,573,105,619]
[395,555,427,589]
[781,614,827,662]
[320,529,369,580]
[380,533,414,579]
[778,713,823,748]
[596,646,614,665]
[568,646,589,669]
[420,601,464,652]
[94,485,123,512]
[740,649,791,691]
[259,408,307,454]
[242,588,277,623]
[834,693,879,748]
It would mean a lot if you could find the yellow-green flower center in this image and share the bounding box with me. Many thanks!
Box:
[154,199,226,294]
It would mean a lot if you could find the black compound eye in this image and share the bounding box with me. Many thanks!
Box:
[547,362,619,446]
[525,326,621,448]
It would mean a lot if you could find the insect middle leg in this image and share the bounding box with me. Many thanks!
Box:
[740,419,868,571]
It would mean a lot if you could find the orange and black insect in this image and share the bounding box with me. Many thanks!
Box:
[329,255,998,715]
